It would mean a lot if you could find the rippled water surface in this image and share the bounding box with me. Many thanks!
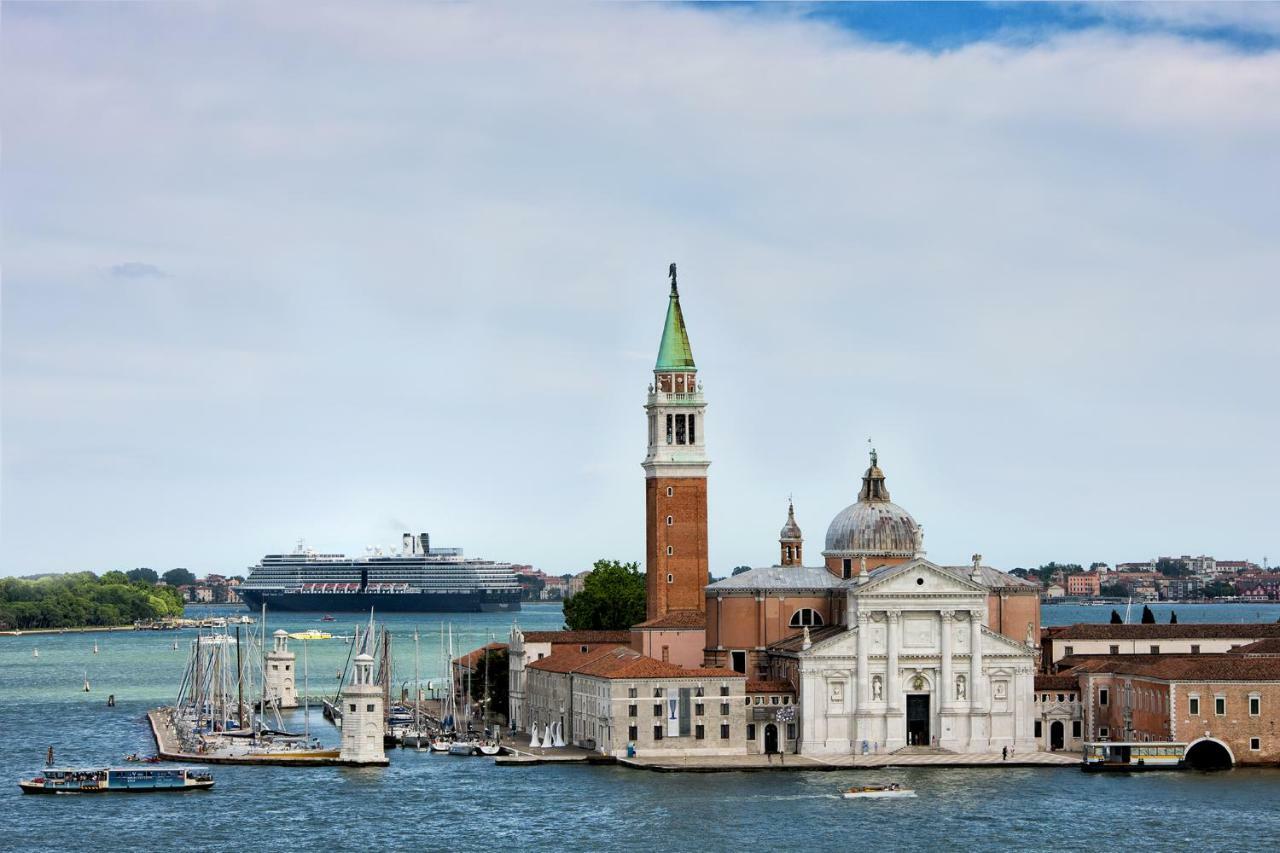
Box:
[3,602,1280,852]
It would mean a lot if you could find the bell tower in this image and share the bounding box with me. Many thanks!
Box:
[643,264,709,621]
[779,499,803,567]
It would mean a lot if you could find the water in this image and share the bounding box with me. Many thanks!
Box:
[3,601,1280,852]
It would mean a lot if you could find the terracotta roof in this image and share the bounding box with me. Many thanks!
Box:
[1064,654,1280,681]
[559,646,742,680]
[1230,638,1280,656]
[633,609,706,630]
[520,630,633,645]
[452,642,506,670]
[1034,674,1079,691]
[1048,623,1280,641]
[746,679,794,693]
[768,624,846,652]
[526,643,626,674]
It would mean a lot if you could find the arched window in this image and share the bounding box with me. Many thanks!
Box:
[789,608,824,628]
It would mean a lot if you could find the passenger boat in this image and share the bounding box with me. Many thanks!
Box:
[287,630,332,641]
[1081,742,1186,772]
[19,767,213,794]
[841,783,916,799]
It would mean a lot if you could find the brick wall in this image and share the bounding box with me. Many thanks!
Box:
[645,477,708,619]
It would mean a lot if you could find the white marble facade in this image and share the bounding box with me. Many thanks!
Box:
[790,559,1037,755]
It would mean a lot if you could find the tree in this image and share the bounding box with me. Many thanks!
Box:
[101,570,129,585]
[1141,605,1156,624]
[731,565,752,577]
[1101,583,1128,598]
[1155,558,1190,577]
[1110,610,1123,624]
[1170,611,1178,624]
[1090,562,1109,571]
[162,568,197,587]
[1203,580,1235,599]
[127,568,159,584]
[562,559,646,631]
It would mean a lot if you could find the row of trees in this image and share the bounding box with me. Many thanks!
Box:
[0,572,185,630]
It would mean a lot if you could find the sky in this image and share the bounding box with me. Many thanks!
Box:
[2,2,1278,578]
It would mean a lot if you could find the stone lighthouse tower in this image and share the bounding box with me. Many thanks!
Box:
[339,652,387,765]
[264,629,298,709]
[642,263,709,623]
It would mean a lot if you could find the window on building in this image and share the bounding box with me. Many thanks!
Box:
[1215,696,1226,716]
[662,646,670,663]
[628,725,638,741]
[747,724,756,741]
[789,608,825,628]
[689,415,696,444]
[654,726,664,741]
[272,664,279,671]
[1109,645,1119,655]
[666,515,673,526]
[366,704,375,713]
[721,723,730,740]
[1057,694,1065,702]
[695,702,704,716]
[675,414,687,445]
[348,703,356,713]
[787,723,797,740]
[720,702,730,716]
[842,558,852,579]
[1189,696,1200,716]
[1035,720,1043,738]
[666,486,674,497]
[730,651,747,674]
[720,685,730,697]
[1250,695,1261,716]
[628,704,637,718]
[695,724,705,740]
[1072,720,1082,738]
[1100,727,1109,738]
[783,696,790,705]
[771,696,780,705]
[665,414,673,444]
[1150,645,1160,654]
[1099,688,1109,706]
[654,687,664,698]
[628,686,638,699]
[1191,645,1201,654]
[653,704,663,717]
[1251,737,1261,751]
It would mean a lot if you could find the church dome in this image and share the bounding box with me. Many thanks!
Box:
[823,452,921,558]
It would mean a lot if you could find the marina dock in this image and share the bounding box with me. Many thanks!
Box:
[147,708,388,767]
[616,750,1082,773]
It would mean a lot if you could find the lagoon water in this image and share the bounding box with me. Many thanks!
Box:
[3,601,1280,852]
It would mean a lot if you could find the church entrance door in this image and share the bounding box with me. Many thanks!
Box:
[764,724,779,754]
[906,694,930,746]
[1050,720,1064,750]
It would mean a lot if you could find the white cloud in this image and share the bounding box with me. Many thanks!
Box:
[2,3,1277,576]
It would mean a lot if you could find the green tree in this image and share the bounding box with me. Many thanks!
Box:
[1155,558,1190,577]
[465,647,510,726]
[731,565,752,576]
[101,570,129,585]
[162,568,197,587]
[1203,580,1235,599]
[1141,605,1156,624]
[127,567,159,584]
[1110,610,1123,624]
[562,559,646,631]
[1170,611,1178,624]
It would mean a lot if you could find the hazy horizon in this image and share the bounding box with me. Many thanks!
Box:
[3,3,1277,578]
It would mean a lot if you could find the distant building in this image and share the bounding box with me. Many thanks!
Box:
[1042,624,1280,670]
[1033,674,1083,752]
[1066,573,1101,597]
[506,628,633,732]
[1044,584,1066,600]
[566,570,592,598]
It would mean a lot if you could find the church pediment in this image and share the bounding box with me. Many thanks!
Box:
[980,625,1036,656]
[852,558,987,598]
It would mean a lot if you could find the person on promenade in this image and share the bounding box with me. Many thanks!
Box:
[1002,746,1008,761]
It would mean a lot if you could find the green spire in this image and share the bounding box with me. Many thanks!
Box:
[655,263,696,372]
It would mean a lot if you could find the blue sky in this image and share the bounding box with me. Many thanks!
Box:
[2,2,1278,578]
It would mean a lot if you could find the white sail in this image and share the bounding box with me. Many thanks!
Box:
[529,723,539,749]
[553,720,565,748]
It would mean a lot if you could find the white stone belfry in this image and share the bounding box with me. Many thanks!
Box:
[339,652,386,764]
[264,629,298,709]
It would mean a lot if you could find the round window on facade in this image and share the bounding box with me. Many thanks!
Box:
[916,577,925,585]
[667,573,673,584]
[666,486,674,497]
[666,515,673,526]
[666,545,673,556]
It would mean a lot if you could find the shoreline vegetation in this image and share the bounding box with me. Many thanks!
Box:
[0,571,185,632]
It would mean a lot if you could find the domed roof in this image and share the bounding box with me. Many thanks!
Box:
[779,500,802,541]
[823,452,922,558]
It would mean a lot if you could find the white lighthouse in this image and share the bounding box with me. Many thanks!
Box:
[264,629,298,709]
[339,652,386,765]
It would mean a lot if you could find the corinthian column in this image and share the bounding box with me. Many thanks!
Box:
[855,611,870,710]
[969,608,984,712]
[940,610,954,710]
[885,610,900,712]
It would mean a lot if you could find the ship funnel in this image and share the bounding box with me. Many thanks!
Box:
[402,533,413,554]
[419,532,429,554]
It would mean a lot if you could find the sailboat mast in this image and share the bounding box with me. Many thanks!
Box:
[236,626,245,730]
[303,638,310,738]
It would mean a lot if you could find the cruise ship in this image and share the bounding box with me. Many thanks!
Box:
[237,533,522,613]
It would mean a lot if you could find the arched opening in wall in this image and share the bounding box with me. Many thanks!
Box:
[764,723,779,754]
[1049,720,1064,750]
[1185,739,1233,771]
[789,608,824,628]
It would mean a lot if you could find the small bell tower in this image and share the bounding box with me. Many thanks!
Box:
[339,652,387,765]
[779,499,803,567]
[264,629,298,709]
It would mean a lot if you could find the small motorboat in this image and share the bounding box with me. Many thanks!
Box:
[448,740,481,756]
[479,743,501,756]
[321,615,336,622]
[429,737,453,753]
[287,630,332,641]
[841,783,916,799]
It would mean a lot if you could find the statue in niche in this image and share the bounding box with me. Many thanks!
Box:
[871,675,883,701]
[912,674,925,691]
[955,674,966,701]
[1025,622,1036,648]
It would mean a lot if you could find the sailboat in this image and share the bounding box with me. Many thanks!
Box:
[32,648,39,659]
[93,642,99,655]
[82,671,91,692]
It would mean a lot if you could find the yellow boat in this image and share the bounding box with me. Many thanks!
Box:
[287,631,332,641]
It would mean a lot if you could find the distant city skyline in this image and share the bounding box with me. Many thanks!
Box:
[3,3,1277,577]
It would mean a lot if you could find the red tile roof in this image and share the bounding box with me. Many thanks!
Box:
[1048,623,1280,641]
[1231,638,1280,656]
[528,645,740,681]
[633,610,707,630]
[1034,674,1080,691]
[1063,654,1280,681]
[452,642,506,670]
[521,630,633,645]
[526,643,626,674]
